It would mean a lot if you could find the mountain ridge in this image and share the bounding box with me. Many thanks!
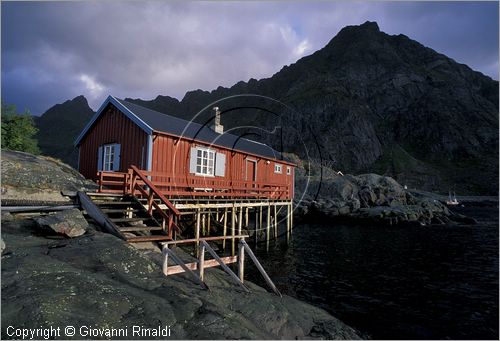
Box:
[34,21,499,195]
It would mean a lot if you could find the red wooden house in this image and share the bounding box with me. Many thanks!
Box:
[75,95,295,200]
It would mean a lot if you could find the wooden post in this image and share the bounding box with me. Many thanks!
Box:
[266,203,270,250]
[286,203,291,242]
[207,211,211,236]
[259,206,263,241]
[231,205,236,256]
[245,207,249,227]
[240,240,281,297]
[202,213,206,237]
[238,240,245,283]
[238,205,243,236]
[255,208,259,245]
[290,201,293,232]
[162,244,169,276]
[223,208,228,251]
[274,203,278,239]
[199,243,206,281]
[202,240,248,292]
[195,209,201,257]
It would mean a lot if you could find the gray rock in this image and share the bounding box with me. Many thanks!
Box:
[34,209,88,237]
[2,216,363,340]
[1,212,14,222]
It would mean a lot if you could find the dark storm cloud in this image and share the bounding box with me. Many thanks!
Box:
[1,1,498,115]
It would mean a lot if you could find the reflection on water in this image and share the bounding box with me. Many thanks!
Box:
[247,205,499,339]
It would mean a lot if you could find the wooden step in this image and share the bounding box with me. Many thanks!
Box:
[101,208,140,213]
[126,235,172,243]
[110,217,145,223]
[95,201,135,206]
[119,226,163,232]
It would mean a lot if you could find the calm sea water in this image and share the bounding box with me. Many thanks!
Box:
[246,204,499,339]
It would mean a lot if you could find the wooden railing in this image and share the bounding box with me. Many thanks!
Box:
[97,167,292,200]
[128,165,181,238]
[142,170,291,200]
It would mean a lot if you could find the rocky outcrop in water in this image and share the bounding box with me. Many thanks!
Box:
[295,171,474,226]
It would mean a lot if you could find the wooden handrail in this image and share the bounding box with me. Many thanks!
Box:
[129,165,181,216]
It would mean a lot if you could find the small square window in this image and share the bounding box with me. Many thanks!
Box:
[287,166,292,175]
[274,164,282,174]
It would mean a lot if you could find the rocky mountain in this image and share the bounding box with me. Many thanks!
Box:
[34,95,94,167]
[35,21,499,195]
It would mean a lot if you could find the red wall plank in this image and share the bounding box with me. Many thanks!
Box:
[78,104,148,180]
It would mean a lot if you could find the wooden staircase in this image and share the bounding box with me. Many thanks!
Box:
[79,165,181,243]
[79,193,174,242]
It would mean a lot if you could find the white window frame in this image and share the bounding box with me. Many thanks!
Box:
[274,163,282,174]
[287,166,292,175]
[103,144,117,171]
[195,146,216,177]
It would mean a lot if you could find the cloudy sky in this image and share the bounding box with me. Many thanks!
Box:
[2,1,498,115]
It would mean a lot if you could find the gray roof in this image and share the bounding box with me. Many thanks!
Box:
[117,98,281,160]
[75,95,286,161]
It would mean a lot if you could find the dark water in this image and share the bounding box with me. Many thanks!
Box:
[247,205,499,339]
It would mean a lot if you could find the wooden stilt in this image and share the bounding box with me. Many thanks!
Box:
[274,203,278,239]
[238,240,245,282]
[286,203,291,243]
[202,213,206,237]
[195,209,201,257]
[207,211,211,236]
[255,208,258,245]
[266,203,270,250]
[199,243,206,281]
[245,207,249,228]
[231,205,236,256]
[223,208,228,251]
[238,205,243,236]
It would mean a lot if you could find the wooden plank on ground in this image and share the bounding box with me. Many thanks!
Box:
[166,256,237,275]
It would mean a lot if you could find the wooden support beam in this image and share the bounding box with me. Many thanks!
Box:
[202,240,249,292]
[274,204,278,239]
[259,206,263,243]
[202,213,206,236]
[238,205,243,237]
[223,208,228,251]
[166,256,237,275]
[286,202,291,243]
[162,246,208,289]
[207,212,211,236]
[163,235,249,245]
[266,203,271,250]
[238,241,245,282]
[198,243,206,281]
[255,209,259,245]
[195,209,201,257]
[231,205,236,256]
[240,240,281,297]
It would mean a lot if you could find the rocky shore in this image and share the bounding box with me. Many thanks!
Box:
[294,170,477,226]
[1,151,363,340]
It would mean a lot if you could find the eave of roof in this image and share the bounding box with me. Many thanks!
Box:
[74,95,153,146]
